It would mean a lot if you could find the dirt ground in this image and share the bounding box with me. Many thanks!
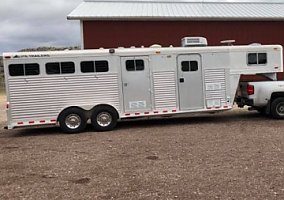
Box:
[0,94,283,200]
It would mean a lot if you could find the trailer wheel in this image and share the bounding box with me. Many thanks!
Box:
[271,97,284,119]
[58,108,87,133]
[91,106,118,131]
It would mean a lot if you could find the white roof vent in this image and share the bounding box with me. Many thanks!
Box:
[181,37,208,47]
[150,44,162,48]
[220,40,236,46]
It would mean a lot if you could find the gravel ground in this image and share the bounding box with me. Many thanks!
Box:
[0,94,283,200]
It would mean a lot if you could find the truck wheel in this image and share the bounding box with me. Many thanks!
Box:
[91,106,118,131]
[58,108,87,133]
[271,97,284,119]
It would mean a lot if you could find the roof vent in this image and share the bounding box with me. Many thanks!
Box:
[150,44,162,48]
[181,37,208,47]
[220,40,236,46]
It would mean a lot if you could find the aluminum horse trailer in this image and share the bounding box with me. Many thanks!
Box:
[3,37,283,133]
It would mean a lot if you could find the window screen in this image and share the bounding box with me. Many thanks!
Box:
[46,63,60,74]
[126,60,135,71]
[258,53,267,65]
[248,53,267,65]
[190,61,198,71]
[25,63,40,75]
[126,60,144,71]
[181,61,198,72]
[95,61,109,72]
[181,61,190,72]
[9,64,24,76]
[81,61,95,73]
[248,53,257,65]
[81,60,109,73]
[9,63,39,76]
[61,62,75,74]
[46,62,75,74]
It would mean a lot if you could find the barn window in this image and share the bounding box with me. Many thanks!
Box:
[181,61,198,72]
[81,60,109,73]
[46,62,75,74]
[248,53,267,65]
[126,60,144,71]
[9,63,40,76]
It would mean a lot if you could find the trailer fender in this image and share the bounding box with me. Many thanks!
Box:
[57,106,89,122]
[91,104,120,120]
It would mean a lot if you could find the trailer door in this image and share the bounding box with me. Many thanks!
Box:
[177,54,204,110]
[121,56,152,113]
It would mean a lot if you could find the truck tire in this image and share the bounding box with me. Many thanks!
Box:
[271,97,284,119]
[58,108,87,133]
[91,106,118,131]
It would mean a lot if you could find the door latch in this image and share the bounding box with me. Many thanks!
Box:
[180,78,184,83]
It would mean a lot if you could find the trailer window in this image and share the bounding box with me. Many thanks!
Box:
[46,62,75,74]
[95,61,109,72]
[81,61,95,73]
[61,62,75,74]
[25,64,40,75]
[9,63,40,76]
[81,60,109,73]
[248,53,267,65]
[9,64,24,76]
[258,53,267,64]
[46,63,60,74]
[181,61,198,72]
[126,60,144,71]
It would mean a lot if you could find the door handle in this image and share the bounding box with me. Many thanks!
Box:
[124,83,128,87]
[180,78,184,83]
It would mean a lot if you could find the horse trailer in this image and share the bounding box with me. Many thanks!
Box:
[3,37,283,133]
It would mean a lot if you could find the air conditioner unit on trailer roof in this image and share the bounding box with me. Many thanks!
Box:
[181,37,208,47]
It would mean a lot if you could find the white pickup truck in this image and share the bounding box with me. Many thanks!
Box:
[237,81,284,118]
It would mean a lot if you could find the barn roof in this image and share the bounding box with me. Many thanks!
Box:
[68,0,284,21]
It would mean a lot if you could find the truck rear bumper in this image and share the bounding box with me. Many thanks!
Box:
[236,97,254,107]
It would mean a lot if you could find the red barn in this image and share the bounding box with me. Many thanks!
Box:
[68,0,284,80]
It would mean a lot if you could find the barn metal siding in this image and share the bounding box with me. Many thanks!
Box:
[68,1,284,20]
[83,20,284,80]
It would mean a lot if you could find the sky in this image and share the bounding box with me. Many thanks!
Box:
[0,0,82,54]
[1,0,284,54]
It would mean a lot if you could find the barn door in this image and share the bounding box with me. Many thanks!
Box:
[177,54,204,110]
[121,56,152,113]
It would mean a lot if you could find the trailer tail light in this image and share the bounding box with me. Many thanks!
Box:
[247,84,254,95]
[6,102,10,109]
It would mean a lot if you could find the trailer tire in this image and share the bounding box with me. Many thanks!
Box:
[91,106,118,131]
[58,108,87,133]
[271,97,284,119]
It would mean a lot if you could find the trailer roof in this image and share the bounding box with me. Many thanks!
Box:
[68,0,284,21]
[3,44,282,60]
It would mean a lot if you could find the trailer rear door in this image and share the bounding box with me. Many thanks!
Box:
[177,54,204,110]
[121,56,152,113]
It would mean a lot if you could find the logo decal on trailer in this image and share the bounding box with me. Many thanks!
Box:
[129,101,146,109]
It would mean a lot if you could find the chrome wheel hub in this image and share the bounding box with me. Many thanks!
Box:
[97,112,112,127]
[65,114,81,129]
[276,103,284,116]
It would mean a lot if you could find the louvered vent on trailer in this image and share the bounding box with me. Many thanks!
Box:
[181,37,208,47]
